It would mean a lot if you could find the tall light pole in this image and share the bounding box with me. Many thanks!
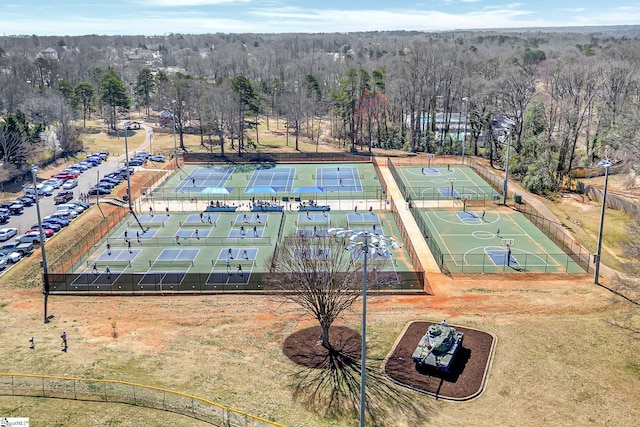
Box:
[461,97,469,165]
[32,166,50,323]
[594,159,611,284]
[330,229,401,427]
[123,123,133,213]
[172,99,178,167]
[502,118,516,206]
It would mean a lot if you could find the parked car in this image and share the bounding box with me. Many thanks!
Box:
[0,228,18,241]
[1,241,35,256]
[15,232,41,245]
[29,227,54,237]
[43,216,69,227]
[88,187,111,196]
[8,203,24,215]
[0,250,22,264]
[18,196,35,206]
[150,155,166,162]
[61,179,78,190]
[127,159,144,167]
[37,221,62,232]
[0,209,9,223]
[54,191,74,204]
[43,179,63,188]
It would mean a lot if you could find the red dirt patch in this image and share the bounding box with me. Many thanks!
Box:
[383,321,494,400]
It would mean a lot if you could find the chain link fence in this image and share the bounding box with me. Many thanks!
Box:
[0,373,284,427]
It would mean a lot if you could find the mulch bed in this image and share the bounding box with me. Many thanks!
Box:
[382,321,495,400]
[283,325,361,369]
[282,322,494,401]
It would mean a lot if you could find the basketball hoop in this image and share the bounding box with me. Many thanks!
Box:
[426,153,435,168]
[501,239,515,248]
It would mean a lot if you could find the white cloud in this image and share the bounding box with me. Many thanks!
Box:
[136,0,249,5]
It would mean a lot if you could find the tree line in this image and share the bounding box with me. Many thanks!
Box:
[0,29,639,194]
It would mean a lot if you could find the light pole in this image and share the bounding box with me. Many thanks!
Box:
[501,118,516,206]
[172,99,178,167]
[461,97,469,165]
[123,123,133,213]
[330,229,401,427]
[32,166,50,324]
[594,159,611,284]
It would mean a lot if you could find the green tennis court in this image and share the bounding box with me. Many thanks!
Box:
[418,207,585,273]
[143,162,385,203]
[51,209,420,292]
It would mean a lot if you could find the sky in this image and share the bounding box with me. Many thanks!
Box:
[2,1,639,36]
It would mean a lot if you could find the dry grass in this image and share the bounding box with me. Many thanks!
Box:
[1,120,639,425]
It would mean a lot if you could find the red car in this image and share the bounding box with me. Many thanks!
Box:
[28,227,54,238]
[51,171,78,181]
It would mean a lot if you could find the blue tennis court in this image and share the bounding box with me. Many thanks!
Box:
[97,249,140,262]
[297,228,330,237]
[175,228,210,239]
[175,167,234,193]
[294,248,331,260]
[184,213,220,224]
[347,213,379,224]
[217,248,258,260]
[316,167,363,192]
[247,167,295,192]
[298,213,330,224]
[228,227,264,238]
[157,248,199,261]
[235,213,268,224]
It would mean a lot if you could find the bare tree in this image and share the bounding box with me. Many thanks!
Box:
[268,232,386,352]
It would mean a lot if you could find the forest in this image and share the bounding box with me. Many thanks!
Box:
[1,27,640,195]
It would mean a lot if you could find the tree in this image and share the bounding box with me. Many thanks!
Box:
[268,233,385,352]
[230,75,260,156]
[73,82,95,128]
[135,68,156,119]
[99,69,129,131]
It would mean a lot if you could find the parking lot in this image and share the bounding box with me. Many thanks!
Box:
[0,154,122,274]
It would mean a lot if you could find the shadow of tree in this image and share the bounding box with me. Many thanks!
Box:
[283,326,434,425]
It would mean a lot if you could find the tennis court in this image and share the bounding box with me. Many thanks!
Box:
[418,207,586,273]
[145,162,384,204]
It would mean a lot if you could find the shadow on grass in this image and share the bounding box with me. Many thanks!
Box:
[283,325,434,426]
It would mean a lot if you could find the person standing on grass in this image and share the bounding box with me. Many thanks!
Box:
[61,331,68,352]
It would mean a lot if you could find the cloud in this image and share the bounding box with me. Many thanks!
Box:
[136,0,249,5]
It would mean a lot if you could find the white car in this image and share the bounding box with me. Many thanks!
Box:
[62,179,78,190]
[0,250,22,264]
[0,228,18,241]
